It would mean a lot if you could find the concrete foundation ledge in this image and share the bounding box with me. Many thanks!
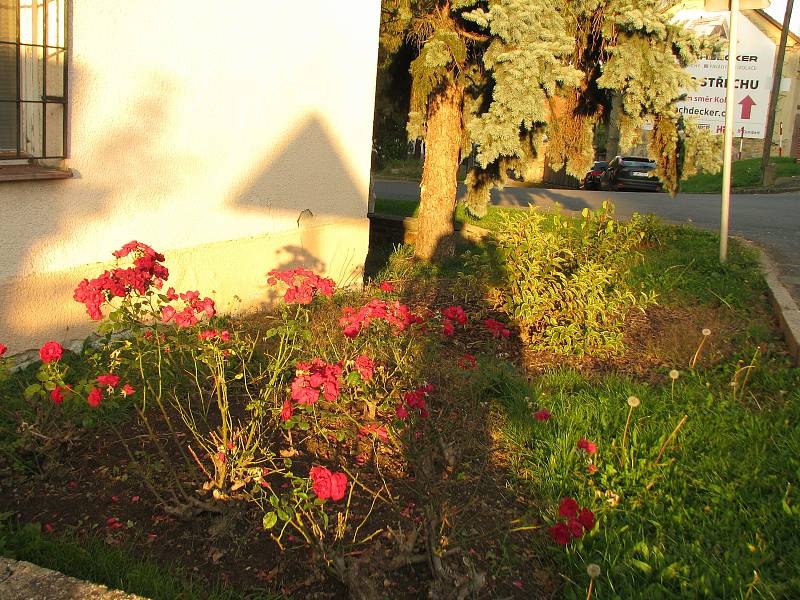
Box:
[758,251,800,366]
[0,557,148,599]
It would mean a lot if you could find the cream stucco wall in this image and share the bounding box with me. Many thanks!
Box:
[0,0,381,353]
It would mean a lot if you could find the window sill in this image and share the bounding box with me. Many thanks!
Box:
[0,165,73,182]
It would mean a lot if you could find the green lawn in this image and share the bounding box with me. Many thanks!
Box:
[679,157,800,193]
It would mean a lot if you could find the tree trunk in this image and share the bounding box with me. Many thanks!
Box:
[414,79,464,260]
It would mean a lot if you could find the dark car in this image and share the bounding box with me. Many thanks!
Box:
[600,156,662,192]
[582,161,608,190]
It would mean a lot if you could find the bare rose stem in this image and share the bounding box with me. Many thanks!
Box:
[654,414,689,465]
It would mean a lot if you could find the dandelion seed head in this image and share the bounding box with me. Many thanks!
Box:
[587,563,601,579]
[669,369,680,380]
[702,328,711,336]
[627,396,640,408]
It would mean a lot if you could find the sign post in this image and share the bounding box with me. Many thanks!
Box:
[702,0,771,263]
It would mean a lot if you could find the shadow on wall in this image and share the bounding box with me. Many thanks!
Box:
[2,77,370,351]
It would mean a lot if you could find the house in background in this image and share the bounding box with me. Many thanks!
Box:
[0,0,381,353]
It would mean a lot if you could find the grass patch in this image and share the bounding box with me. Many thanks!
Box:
[0,519,282,599]
[486,360,800,598]
[629,226,766,310]
[373,197,534,233]
[680,157,800,193]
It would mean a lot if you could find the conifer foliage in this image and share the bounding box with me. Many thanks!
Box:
[380,0,722,258]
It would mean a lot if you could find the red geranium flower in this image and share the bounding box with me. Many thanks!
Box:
[568,518,584,538]
[0,343,7,357]
[379,281,394,293]
[559,497,579,519]
[548,522,571,545]
[39,341,63,363]
[578,507,595,532]
[534,409,552,421]
[577,437,597,455]
[87,387,103,407]
[121,384,135,396]
[442,319,455,336]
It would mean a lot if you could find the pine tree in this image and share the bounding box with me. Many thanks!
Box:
[382,0,722,258]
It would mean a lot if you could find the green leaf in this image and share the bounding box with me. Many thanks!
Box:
[24,383,42,398]
[262,512,278,529]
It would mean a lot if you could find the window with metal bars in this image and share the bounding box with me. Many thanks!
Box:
[0,0,67,160]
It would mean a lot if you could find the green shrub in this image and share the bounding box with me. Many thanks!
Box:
[491,201,657,356]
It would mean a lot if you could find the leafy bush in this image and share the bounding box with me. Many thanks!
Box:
[491,201,658,356]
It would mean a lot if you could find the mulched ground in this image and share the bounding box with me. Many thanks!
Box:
[0,278,787,599]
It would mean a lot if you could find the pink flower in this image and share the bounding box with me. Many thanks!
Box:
[161,305,177,323]
[166,287,179,301]
[548,522,571,545]
[87,387,103,408]
[379,281,394,293]
[559,497,579,519]
[577,437,597,455]
[39,341,63,363]
[309,466,348,501]
[354,355,374,381]
[280,400,293,421]
[96,373,121,388]
[534,409,552,421]
[50,386,65,405]
[121,384,135,396]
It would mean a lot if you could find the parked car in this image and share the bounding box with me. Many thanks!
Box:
[600,156,662,192]
[582,161,608,190]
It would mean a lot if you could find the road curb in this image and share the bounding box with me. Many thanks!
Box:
[758,250,800,367]
[0,557,148,599]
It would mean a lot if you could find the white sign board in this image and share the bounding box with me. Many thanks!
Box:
[674,11,775,138]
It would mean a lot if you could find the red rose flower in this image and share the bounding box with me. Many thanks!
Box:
[559,497,579,519]
[39,341,63,363]
[310,466,333,499]
[97,373,121,388]
[534,409,552,421]
[50,386,65,405]
[442,319,455,336]
[577,507,595,532]
[458,354,477,370]
[87,387,103,407]
[548,522,571,545]
[329,471,348,501]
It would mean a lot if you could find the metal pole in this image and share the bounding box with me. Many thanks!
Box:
[720,0,739,264]
[759,0,794,183]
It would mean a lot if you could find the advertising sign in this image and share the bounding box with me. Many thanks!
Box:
[674,11,776,138]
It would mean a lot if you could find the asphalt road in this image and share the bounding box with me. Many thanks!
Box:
[374,179,800,301]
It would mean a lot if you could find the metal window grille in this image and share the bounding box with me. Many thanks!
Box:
[0,0,67,160]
